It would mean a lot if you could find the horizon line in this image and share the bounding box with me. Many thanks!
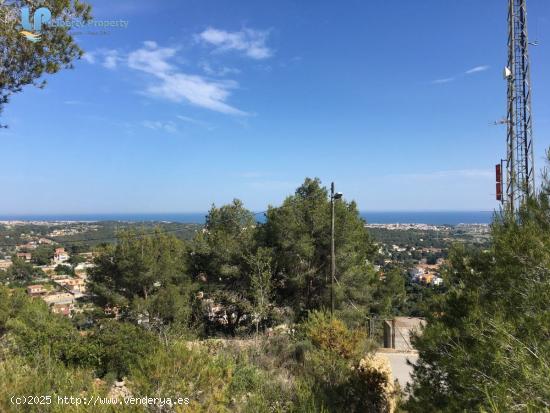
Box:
[0,209,496,216]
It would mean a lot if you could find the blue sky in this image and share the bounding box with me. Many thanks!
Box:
[1,0,549,214]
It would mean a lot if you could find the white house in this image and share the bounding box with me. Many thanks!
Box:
[53,248,70,265]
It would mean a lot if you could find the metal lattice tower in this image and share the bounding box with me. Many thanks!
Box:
[502,0,535,212]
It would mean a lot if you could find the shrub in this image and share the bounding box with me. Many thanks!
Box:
[130,340,234,411]
[349,354,396,413]
[91,320,155,379]
[0,354,132,413]
[304,310,366,360]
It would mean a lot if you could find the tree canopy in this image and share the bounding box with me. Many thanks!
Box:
[88,229,194,334]
[407,152,550,412]
[1,255,45,284]
[0,0,91,124]
[259,178,378,317]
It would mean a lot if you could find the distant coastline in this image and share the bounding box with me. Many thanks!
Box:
[0,210,494,226]
[360,211,494,225]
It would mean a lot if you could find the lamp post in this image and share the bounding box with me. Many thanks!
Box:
[330,182,343,315]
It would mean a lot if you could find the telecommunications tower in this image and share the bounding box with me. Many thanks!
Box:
[496,0,535,212]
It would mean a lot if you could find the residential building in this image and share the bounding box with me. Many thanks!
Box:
[75,262,94,276]
[53,248,69,264]
[50,303,73,317]
[408,267,423,281]
[419,273,435,284]
[54,277,86,293]
[16,242,37,251]
[27,284,46,296]
[0,259,12,270]
[43,292,74,305]
[16,252,32,262]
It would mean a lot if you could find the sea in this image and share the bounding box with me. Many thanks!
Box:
[0,211,494,226]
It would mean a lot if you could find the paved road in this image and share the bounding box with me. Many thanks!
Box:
[376,351,418,390]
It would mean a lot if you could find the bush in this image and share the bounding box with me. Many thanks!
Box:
[130,340,234,411]
[300,310,398,412]
[349,354,396,413]
[0,354,135,413]
[55,264,74,276]
[91,320,155,379]
[2,289,95,367]
[304,310,366,360]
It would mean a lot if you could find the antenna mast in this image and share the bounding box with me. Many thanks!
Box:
[499,0,535,212]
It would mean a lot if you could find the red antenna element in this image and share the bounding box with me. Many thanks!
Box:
[496,163,503,202]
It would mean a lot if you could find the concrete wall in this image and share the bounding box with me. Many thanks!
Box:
[383,317,425,351]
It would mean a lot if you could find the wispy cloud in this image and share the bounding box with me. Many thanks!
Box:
[128,41,247,115]
[199,61,241,77]
[82,49,122,69]
[102,50,121,69]
[431,77,455,84]
[143,73,245,115]
[81,53,95,64]
[431,65,490,85]
[141,120,178,134]
[85,41,248,115]
[197,27,273,59]
[465,65,490,74]
[176,115,214,130]
[127,41,175,74]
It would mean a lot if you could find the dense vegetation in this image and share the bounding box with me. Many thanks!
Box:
[0,286,394,412]
[0,178,410,412]
[367,228,451,250]
[2,164,549,411]
[0,255,46,285]
[407,153,550,412]
[0,221,202,258]
[52,221,201,248]
[368,227,490,251]
[1,1,548,410]
[86,179,402,336]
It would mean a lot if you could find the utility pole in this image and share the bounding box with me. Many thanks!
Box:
[330,182,342,315]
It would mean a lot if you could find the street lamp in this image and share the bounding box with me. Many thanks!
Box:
[330,182,343,315]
